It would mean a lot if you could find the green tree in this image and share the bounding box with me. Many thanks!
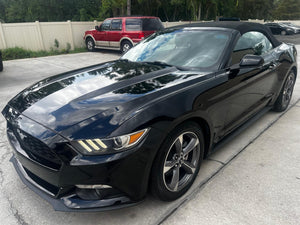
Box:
[236,0,274,20]
[1,0,299,23]
[99,0,126,20]
[273,0,300,19]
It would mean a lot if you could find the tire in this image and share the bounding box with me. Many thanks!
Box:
[273,71,296,112]
[86,37,95,51]
[121,40,133,54]
[281,30,287,35]
[151,122,204,201]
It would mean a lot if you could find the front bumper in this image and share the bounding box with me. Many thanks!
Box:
[2,101,165,211]
[3,114,164,212]
[6,126,163,211]
[11,156,140,212]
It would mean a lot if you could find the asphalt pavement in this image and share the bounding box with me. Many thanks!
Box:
[275,34,300,45]
[0,46,299,225]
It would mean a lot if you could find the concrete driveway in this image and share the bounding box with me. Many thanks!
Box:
[0,48,299,225]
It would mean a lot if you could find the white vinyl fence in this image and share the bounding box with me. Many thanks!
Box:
[0,20,299,51]
[0,21,98,51]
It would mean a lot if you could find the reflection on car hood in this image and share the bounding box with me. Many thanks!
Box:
[6,60,206,138]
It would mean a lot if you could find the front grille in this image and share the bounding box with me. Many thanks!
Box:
[8,123,62,170]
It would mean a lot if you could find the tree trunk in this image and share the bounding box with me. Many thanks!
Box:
[190,0,196,20]
[197,2,202,21]
[173,6,177,21]
[127,0,131,16]
[163,7,169,21]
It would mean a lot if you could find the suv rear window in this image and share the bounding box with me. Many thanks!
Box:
[126,19,142,31]
[126,18,163,31]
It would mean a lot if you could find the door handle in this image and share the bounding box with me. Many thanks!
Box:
[267,61,277,70]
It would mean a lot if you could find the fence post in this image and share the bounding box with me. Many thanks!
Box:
[0,22,7,49]
[67,20,75,50]
[164,21,168,28]
[35,21,45,50]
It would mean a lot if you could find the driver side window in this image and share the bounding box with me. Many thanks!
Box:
[101,19,112,31]
[231,31,273,65]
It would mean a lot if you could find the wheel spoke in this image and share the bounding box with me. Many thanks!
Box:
[163,131,202,192]
[169,167,180,191]
[181,161,196,174]
[287,79,294,89]
[183,138,199,156]
[174,134,183,154]
[164,160,177,174]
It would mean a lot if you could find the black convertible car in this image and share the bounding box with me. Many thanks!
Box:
[265,22,300,35]
[2,22,297,211]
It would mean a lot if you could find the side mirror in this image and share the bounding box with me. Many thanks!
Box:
[95,25,100,31]
[240,54,264,67]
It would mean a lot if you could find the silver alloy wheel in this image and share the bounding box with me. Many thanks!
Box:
[87,40,94,50]
[122,43,131,53]
[282,72,295,108]
[163,132,200,192]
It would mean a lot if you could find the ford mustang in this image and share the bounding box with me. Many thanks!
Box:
[1,22,297,211]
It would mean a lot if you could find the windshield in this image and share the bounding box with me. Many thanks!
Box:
[121,29,231,70]
[279,23,299,28]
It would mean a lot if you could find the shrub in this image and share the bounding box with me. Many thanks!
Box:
[54,39,60,49]
[1,47,87,61]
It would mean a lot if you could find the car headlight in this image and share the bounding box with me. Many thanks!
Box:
[71,128,149,155]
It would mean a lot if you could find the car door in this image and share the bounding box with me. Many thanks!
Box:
[267,24,278,35]
[274,24,282,34]
[221,31,279,136]
[94,19,111,47]
[109,19,123,48]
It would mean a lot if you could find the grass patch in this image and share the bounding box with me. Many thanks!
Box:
[1,47,87,61]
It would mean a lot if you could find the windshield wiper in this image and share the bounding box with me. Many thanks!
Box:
[143,61,188,71]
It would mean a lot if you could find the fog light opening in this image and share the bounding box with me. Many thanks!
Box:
[75,184,112,189]
[75,184,122,201]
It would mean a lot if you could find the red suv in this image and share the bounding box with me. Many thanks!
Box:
[84,16,164,53]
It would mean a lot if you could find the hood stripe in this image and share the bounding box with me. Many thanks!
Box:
[73,66,178,102]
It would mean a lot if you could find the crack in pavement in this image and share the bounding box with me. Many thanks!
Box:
[7,196,29,225]
[0,166,28,224]
[0,140,28,225]
[155,98,300,225]
[0,144,11,187]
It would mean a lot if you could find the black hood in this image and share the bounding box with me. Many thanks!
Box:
[3,60,206,139]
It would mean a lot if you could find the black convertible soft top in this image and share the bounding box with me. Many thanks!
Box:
[174,21,281,47]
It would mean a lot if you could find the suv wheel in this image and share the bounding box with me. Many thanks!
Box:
[86,38,95,51]
[121,40,133,53]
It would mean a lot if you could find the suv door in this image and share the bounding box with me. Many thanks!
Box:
[222,31,278,135]
[94,19,111,47]
[109,19,123,48]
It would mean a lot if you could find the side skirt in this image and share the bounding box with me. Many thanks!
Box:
[210,106,272,155]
